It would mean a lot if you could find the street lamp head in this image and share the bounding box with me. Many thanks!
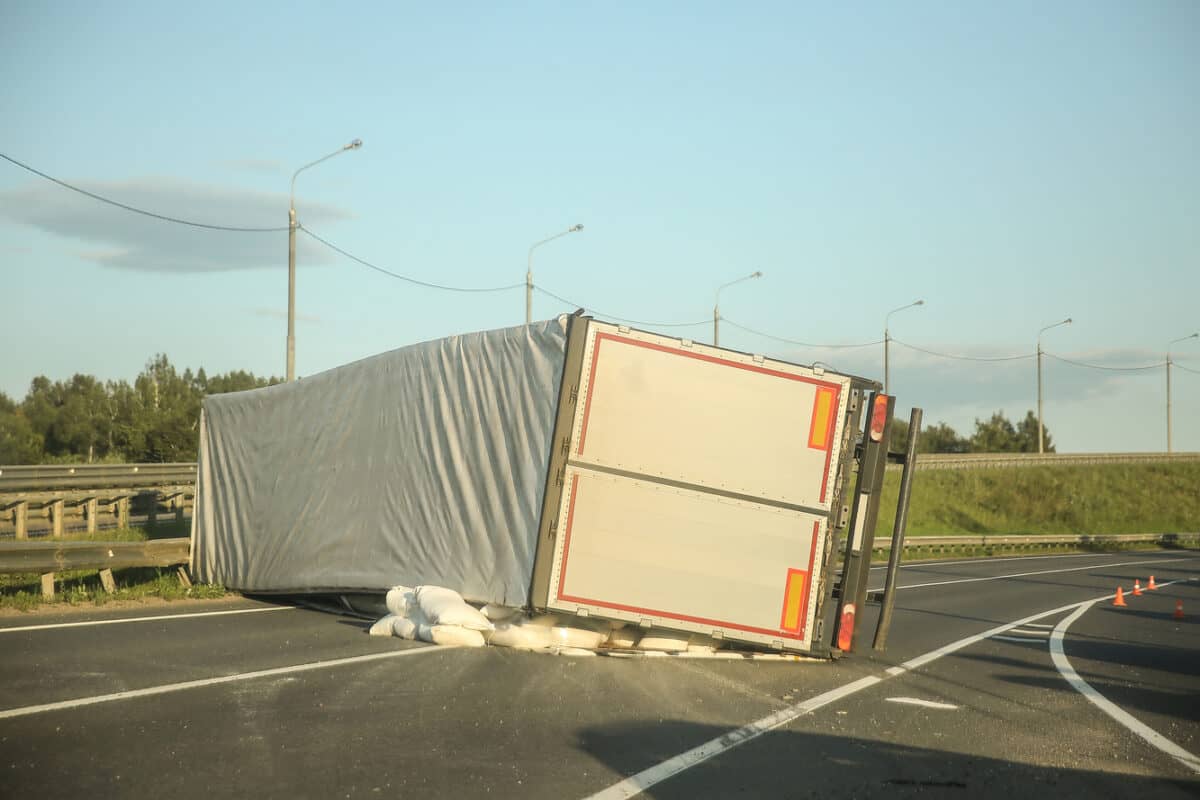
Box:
[751,271,763,278]
[345,139,363,150]
[569,224,584,233]
[914,299,925,306]
[1064,318,1072,325]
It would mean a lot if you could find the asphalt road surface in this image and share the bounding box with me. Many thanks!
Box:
[2,549,1197,798]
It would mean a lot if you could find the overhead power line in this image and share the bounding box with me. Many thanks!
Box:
[721,318,882,349]
[534,286,710,328]
[891,339,1034,362]
[1045,353,1164,372]
[1171,362,1200,376]
[301,226,524,293]
[0,152,289,232]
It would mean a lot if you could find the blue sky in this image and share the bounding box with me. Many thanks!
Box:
[2,1,1198,452]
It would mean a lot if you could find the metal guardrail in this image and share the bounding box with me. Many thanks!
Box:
[888,452,1200,471]
[0,463,196,491]
[0,537,191,574]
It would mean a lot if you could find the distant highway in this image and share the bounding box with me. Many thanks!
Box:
[1,550,1197,798]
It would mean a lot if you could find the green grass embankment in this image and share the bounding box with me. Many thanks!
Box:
[0,520,225,612]
[876,462,1200,537]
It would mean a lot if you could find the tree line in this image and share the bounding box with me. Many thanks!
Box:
[1,357,1055,464]
[0,355,280,464]
[891,410,1055,454]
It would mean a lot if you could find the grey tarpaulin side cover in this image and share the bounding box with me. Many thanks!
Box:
[190,318,568,605]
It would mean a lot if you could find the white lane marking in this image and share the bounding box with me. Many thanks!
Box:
[867,556,1198,593]
[886,697,958,710]
[1050,593,1200,775]
[0,646,438,720]
[867,552,1126,570]
[1024,623,1054,629]
[991,635,1046,644]
[1009,628,1050,636]
[0,605,294,633]
[586,676,882,800]
[587,576,1199,799]
[586,589,1123,800]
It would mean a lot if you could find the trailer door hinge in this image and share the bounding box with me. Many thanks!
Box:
[568,384,579,404]
[561,436,571,455]
[555,467,565,487]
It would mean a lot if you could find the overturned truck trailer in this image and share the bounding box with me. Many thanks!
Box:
[192,315,920,656]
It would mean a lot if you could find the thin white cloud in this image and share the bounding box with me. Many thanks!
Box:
[0,177,351,272]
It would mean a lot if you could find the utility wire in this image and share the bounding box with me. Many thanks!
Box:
[1171,362,1200,376]
[721,318,882,349]
[1044,353,1164,372]
[0,152,289,232]
[301,226,524,293]
[891,339,1034,362]
[533,286,710,328]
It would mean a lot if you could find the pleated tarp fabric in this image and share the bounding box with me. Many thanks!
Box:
[191,319,568,606]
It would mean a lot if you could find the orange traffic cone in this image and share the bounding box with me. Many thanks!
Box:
[1175,600,1185,620]
[1148,575,1158,590]
[1133,579,1143,596]
[1113,586,1127,607]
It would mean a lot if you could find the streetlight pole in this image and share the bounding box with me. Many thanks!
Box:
[1037,317,1072,454]
[1167,333,1199,453]
[883,300,924,394]
[526,224,584,324]
[287,139,363,382]
[713,271,763,347]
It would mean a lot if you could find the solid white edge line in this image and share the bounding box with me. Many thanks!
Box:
[586,675,883,800]
[586,575,1199,800]
[0,605,295,633]
[1049,593,1200,775]
[886,697,958,710]
[0,645,439,721]
[587,593,1105,800]
[1008,628,1050,636]
[866,551,1131,570]
[866,555,1199,593]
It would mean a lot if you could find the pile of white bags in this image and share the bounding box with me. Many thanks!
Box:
[369,584,728,656]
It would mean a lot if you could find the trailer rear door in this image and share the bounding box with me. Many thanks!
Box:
[533,320,855,653]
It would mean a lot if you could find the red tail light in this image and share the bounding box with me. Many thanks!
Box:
[869,394,889,442]
[837,603,856,651]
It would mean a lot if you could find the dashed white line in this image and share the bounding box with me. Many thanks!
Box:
[886,697,958,710]
[0,645,440,720]
[0,605,295,633]
[1008,628,1050,637]
[1050,592,1200,774]
[991,635,1046,644]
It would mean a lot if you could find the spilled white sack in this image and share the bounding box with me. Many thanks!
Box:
[369,614,398,637]
[415,586,494,631]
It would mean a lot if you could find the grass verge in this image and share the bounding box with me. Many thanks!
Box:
[0,523,225,612]
[877,462,1200,537]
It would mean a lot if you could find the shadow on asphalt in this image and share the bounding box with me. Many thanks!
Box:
[998,671,1200,731]
[576,721,1199,799]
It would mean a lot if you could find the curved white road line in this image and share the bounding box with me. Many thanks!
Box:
[586,575,1199,799]
[1050,598,1200,774]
